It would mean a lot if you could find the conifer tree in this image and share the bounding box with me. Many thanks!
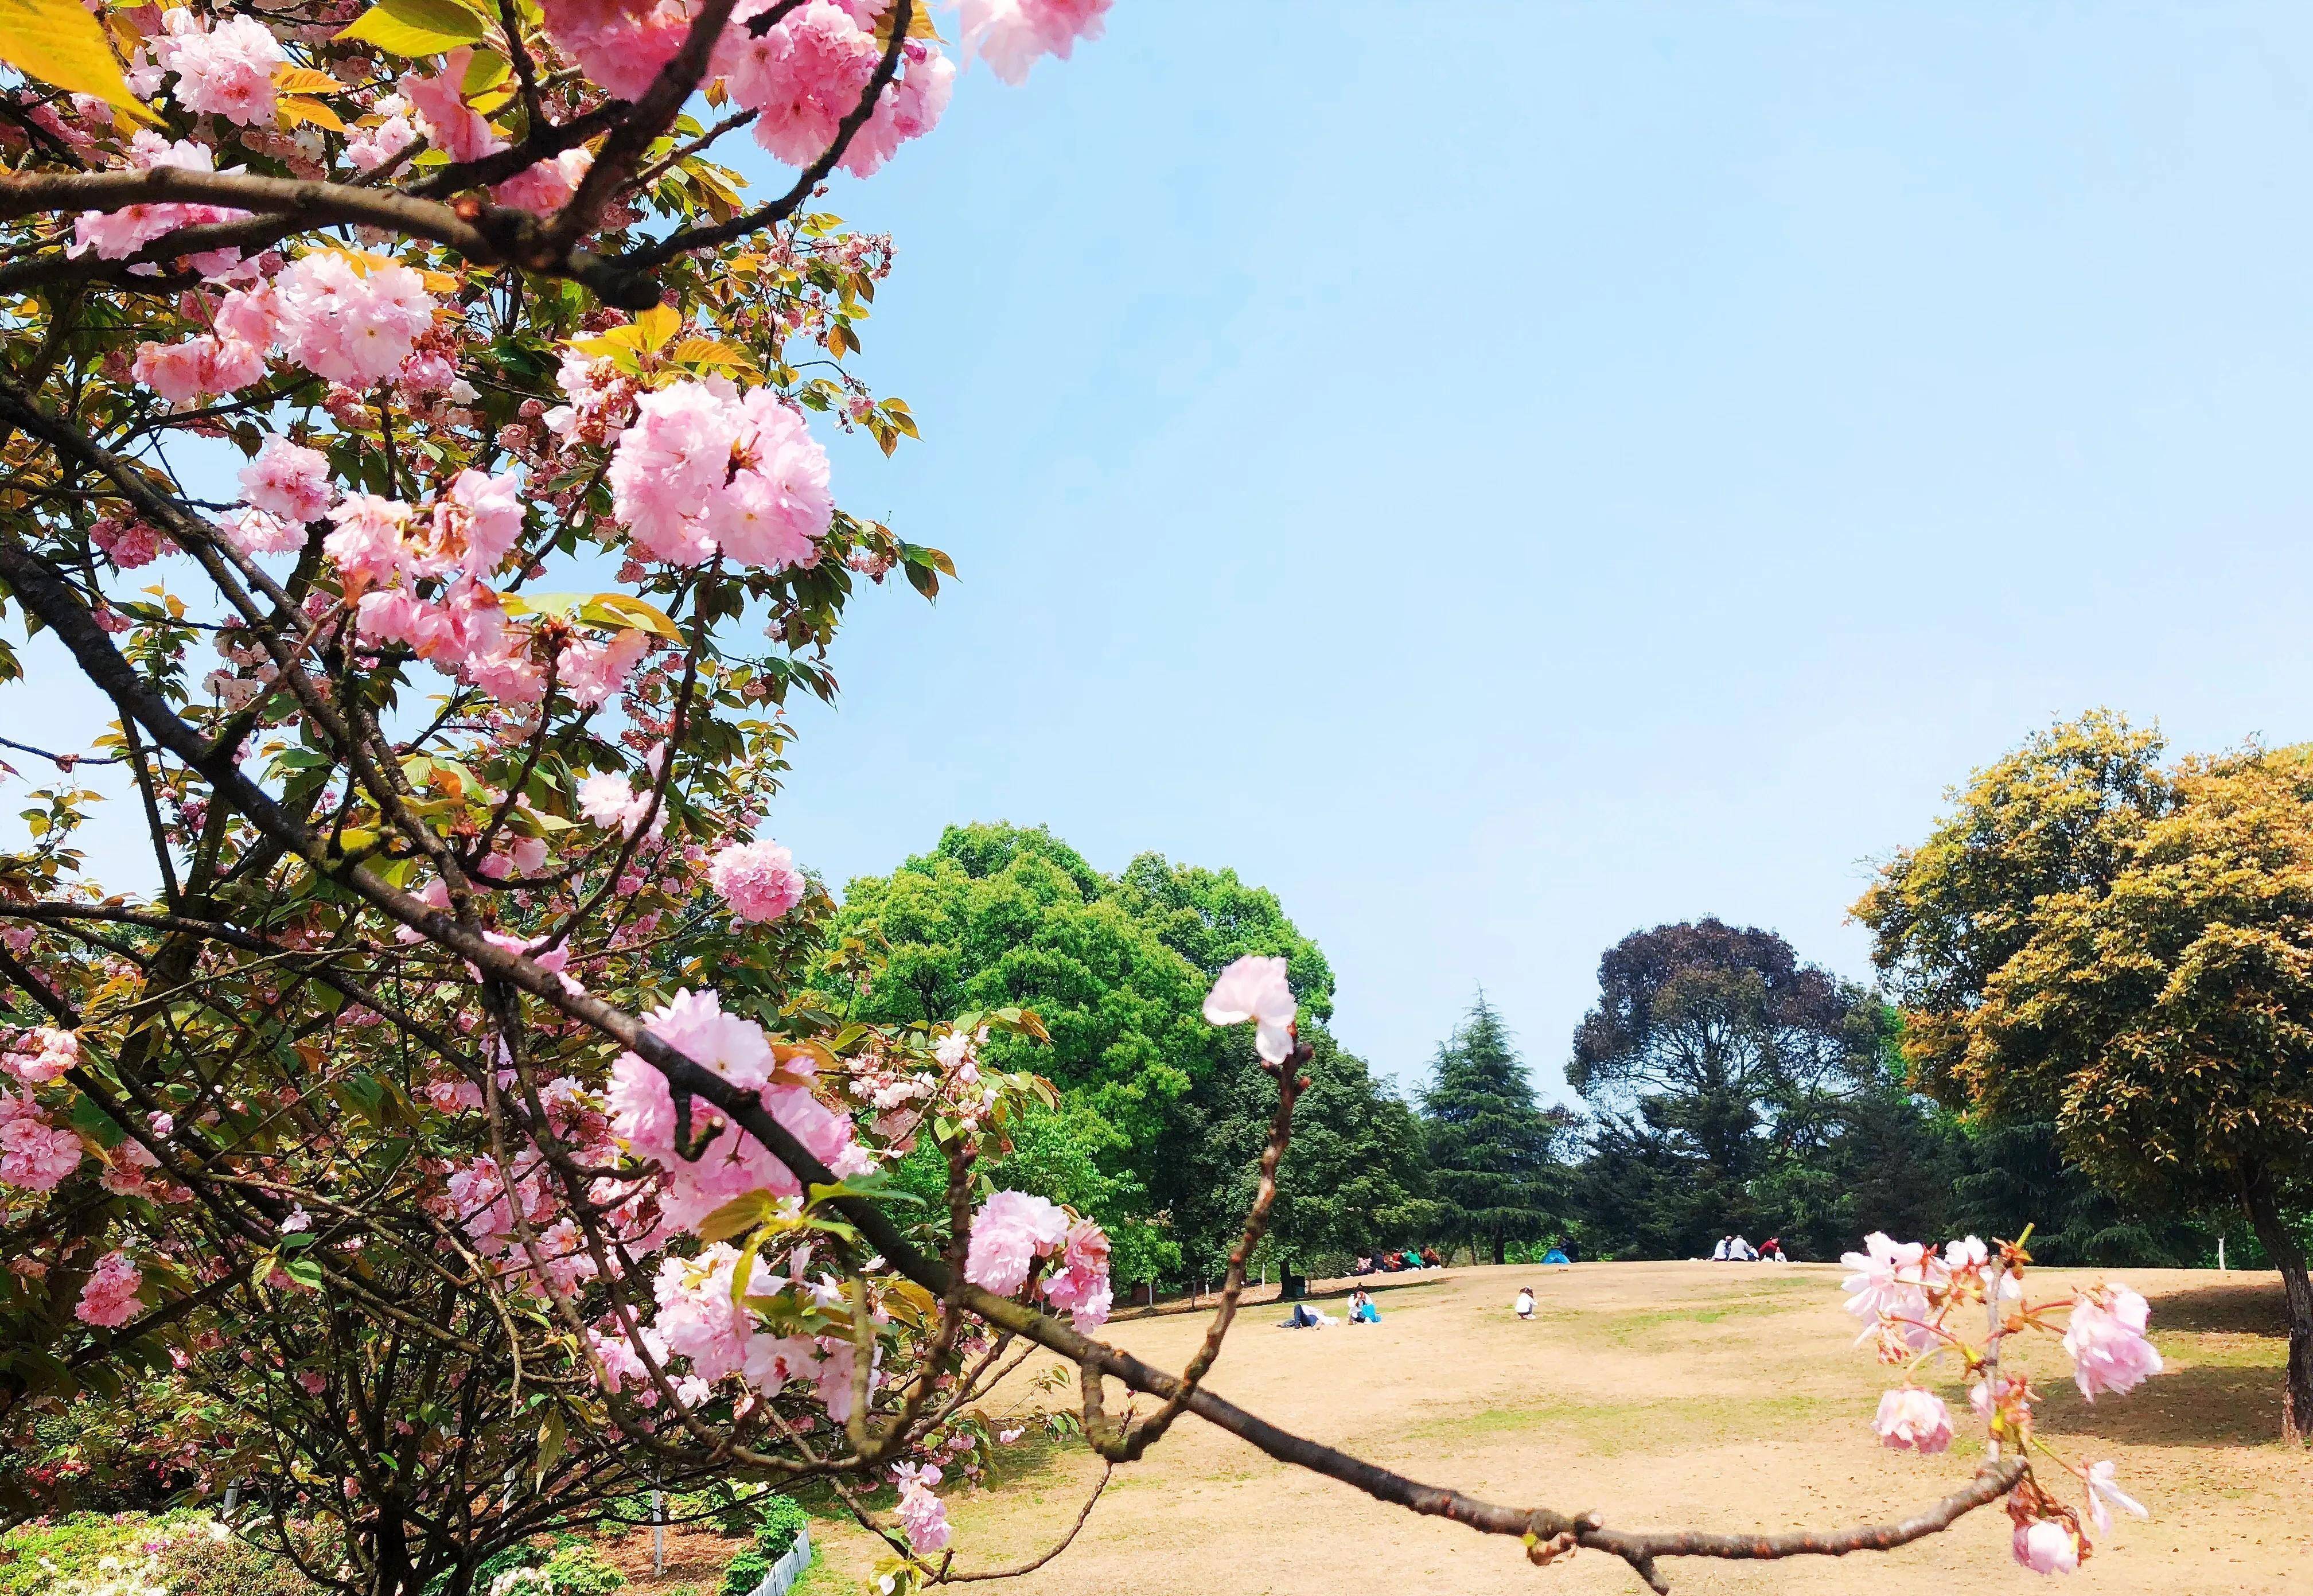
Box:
[1422,995,1566,1264]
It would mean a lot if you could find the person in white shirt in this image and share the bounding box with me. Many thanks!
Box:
[1730,1235,1757,1261]
[1513,1286,1536,1321]
[1711,1236,1732,1262]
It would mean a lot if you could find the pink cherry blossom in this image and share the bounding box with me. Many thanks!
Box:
[721,2,878,167]
[219,507,306,556]
[1870,1387,1953,1453]
[240,435,336,522]
[841,40,954,178]
[419,468,525,577]
[492,148,595,215]
[399,50,509,164]
[1202,954,1296,1064]
[71,135,248,262]
[323,495,413,592]
[2062,1284,2161,1400]
[1839,1232,1939,1349]
[609,989,858,1231]
[539,0,698,100]
[88,515,178,570]
[2083,1459,2147,1534]
[0,1091,84,1190]
[710,838,808,923]
[1037,1216,1113,1331]
[959,0,1110,85]
[556,628,651,709]
[348,114,420,173]
[3,1026,79,1085]
[963,1189,1070,1297]
[577,772,660,836]
[130,332,266,406]
[608,379,832,568]
[2011,1519,2082,1575]
[155,13,284,127]
[891,1461,950,1554]
[275,254,438,387]
[73,1249,143,1328]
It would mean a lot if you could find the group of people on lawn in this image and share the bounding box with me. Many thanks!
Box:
[1282,1287,1381,1329]
[1711,1235,1788,1262]
[1349,1247,1440,1275]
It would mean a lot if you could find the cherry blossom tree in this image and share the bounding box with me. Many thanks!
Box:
[0,3,2170,1590]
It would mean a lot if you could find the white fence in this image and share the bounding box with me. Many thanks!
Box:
[743,1527,813,1596]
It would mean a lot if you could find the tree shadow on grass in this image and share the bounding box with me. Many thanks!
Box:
[2141,1278,2287,1334]
[2034,1359,2284,1449]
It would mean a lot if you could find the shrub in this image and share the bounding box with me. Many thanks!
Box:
[539,1546,625,1596]
[717,1549,770,1596]
[154,1531,326,1596]
[751,1499,808,1564]
[0,1513,143,1596]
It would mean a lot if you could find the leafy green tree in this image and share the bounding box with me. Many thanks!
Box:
[831,823,1359,1287]
[1422,996,1566,1264]
[1942,1116,2205,1268]
[1856,714,2313,1437]
[828,824,1213,1145]
[1111,853,1335,1021]
[1566,920,1882,1258]
[1163,1027,1431,1279]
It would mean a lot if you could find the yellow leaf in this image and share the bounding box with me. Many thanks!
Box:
[336,0,489,57]
[272,65,346,95]
[634,303,680,351]
[278,96,345,133]
[669,336,759,378]
[583,593,682,641]
[420,268,461,294]
[0,0,162,122]
[460,46,511,95]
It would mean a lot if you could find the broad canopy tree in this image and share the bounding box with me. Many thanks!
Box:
[1856,713,2313,1439]
[1566,919,1881,1258]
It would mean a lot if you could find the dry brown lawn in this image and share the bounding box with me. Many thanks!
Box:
[614,1261,2312,1596]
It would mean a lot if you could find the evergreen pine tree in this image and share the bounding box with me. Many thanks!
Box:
[1422,994,1564,1264]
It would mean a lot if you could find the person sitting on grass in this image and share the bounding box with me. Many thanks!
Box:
[1420,1246,1442,1268]
[1348,1289,1379,1324]
[1514,1286,1536,1321]
[1712,1236,1732,1261]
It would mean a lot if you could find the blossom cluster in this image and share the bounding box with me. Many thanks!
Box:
[961,1189,1112,1332]
[1841,1233,2160,1575]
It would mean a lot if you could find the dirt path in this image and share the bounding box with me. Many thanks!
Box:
[784,1261,2308,1595]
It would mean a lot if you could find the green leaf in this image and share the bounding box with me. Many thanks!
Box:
[282,1256,326,1291]
[0,0,162,122]
[807,1173,924,1210]
[68,1092,125,1149]
[336,0,490,57]
[697,1189,784,1244]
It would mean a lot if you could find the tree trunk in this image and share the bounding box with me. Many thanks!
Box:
[366,1508,418,1596]
[1490,1233,1506,1267]
[2240,1163,2313,1443]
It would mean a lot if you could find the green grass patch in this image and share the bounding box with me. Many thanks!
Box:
[1409,1393,1842,1456]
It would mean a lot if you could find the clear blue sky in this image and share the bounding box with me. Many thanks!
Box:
[14,3,2312,1103]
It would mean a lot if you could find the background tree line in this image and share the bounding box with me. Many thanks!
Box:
[816,812,2289,1303]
